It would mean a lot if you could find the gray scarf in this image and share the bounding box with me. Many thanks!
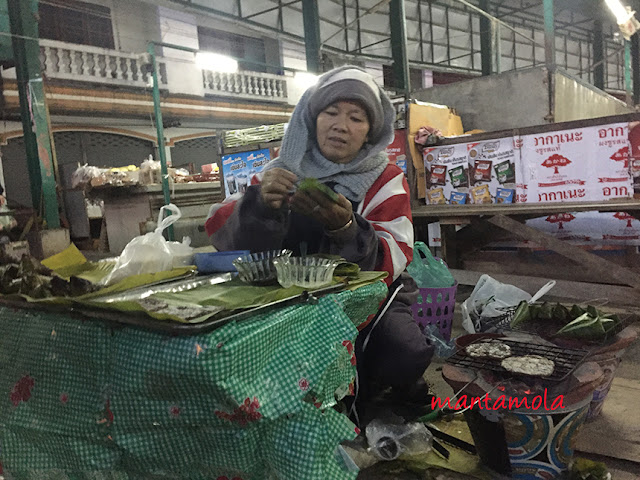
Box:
[264,66,396,202]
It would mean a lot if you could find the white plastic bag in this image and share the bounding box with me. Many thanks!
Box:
[461,275,531,334]
[102,204,192,286]
[461,275,555,333]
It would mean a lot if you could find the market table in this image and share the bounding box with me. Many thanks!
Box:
[0,280,387,480]
[412,198,640,289]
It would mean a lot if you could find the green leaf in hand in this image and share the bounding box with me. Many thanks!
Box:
[298,178,339,203]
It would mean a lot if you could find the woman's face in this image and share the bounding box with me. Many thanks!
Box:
[315,101,370,164]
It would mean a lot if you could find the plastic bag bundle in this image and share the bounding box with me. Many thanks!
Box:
[406,242,455,288]
[366,417,433,461]
[71,164,107,188]
[460,274,532,333]
[101,204,193,286]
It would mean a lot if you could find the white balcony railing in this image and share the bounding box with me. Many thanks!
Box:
[39,39,168,88]
[202,70,288,103]
[33,39,291,104]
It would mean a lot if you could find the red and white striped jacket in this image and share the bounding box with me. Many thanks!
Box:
[205,164,414,286]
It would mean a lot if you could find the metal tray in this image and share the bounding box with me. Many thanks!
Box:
[0,280,348,336]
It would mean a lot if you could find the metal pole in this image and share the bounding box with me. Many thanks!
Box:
[625,39,632,105]
[632,33,639,106]
[147,42,174,241]
[543,0,555,69]
[479,0,492,75]
[389,0,410,94]
[495,21,502,74]
[593,20,605,89]
[302,0,322,73]
[7,0,60,229]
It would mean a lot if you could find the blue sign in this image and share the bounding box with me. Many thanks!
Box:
[221,148,271,198]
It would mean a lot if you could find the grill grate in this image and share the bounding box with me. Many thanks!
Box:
[446,337,590,383]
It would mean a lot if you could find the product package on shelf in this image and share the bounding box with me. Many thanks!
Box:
[221,148,271,198]
[386,130,408,175]
[467,138,517,204]
[423,144,469,205]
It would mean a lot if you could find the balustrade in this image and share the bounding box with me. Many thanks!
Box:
[202,70,288,103]
[33,39,289,104]
[38,39,166,88]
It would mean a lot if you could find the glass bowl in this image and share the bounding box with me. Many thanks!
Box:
[271,256,340,289]
[232,249,292,285]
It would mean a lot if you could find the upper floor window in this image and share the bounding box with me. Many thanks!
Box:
[198,27,266,73]
[39,0,115,49]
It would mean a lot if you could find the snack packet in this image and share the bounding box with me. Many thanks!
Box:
[470,184,492,204]
[427,187,446,205]
[450,191,467,204]
[494,160,515,184]
[429,165,447,186]
[448,165,468,188]
[473,160,493,183]
[495,188,515,204]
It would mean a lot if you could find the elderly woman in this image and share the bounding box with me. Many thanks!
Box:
[205,66,433,423]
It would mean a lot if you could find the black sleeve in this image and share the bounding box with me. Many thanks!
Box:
[211,185,289,253]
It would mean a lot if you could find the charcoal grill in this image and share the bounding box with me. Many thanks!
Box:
[446,337,589,383]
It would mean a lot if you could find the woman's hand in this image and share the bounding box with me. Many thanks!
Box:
[291,188,353,231]
[260,168,298,209]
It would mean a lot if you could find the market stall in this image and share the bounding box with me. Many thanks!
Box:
[0,246,387,479]
[408,112,640,292]
[71,158,222,253]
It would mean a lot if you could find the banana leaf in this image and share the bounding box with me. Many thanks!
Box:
[552,303,571,322]
[556,313,606,339]
[298,178,340,202]
[510,300,531,328]
[586,305,600,318]
[570,304,586,318]
[537,302,555,320]
[570,457,610,480]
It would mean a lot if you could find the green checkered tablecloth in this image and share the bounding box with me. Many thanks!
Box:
[0,281,387,480]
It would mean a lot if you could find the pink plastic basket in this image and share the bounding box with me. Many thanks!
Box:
[410,282,458,341]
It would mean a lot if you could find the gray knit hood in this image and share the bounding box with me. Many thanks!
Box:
[264,66,395,202]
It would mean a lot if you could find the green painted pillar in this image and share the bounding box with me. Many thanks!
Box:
[543,0,556,69]
[302,0,322,73]
[0,0,13,63]
[7,0,60,228]
[147,43,174,241]
[592,20,605,90]
[479,0,493,76]
[389,0,410,93]
[632,33,639,105]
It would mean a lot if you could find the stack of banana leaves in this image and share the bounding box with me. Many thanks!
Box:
[0,254,96,299]
[510,301,621,341]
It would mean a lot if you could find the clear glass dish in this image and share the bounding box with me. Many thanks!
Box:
[232,249,292,285]
[271,256,340,289]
